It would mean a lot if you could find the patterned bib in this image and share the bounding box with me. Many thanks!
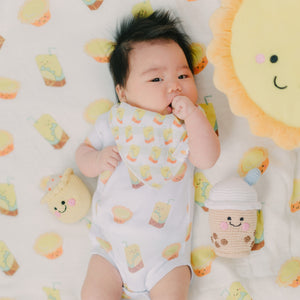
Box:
[109,102,189,189]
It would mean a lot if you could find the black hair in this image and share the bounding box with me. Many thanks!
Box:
[109,10,194,92]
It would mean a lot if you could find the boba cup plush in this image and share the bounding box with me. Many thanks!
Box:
[205,168,262,258]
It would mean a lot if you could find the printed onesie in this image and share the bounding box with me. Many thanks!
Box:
[88,103,195,298]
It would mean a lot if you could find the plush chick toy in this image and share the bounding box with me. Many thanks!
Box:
[40,168,91,223]
[205,168,262,258]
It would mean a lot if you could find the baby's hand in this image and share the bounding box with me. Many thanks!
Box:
[172,96,197,120]
[98,146,122,173]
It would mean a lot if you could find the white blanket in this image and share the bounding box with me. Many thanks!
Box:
[0,0,299,299]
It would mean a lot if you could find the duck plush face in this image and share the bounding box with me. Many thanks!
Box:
[208,0,300,149]
[40,168,91,223]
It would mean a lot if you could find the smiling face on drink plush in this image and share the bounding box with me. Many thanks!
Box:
[209,209,257,257]
[208,0,300,149]
[219,210,251,232]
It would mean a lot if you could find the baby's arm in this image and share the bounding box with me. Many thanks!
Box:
[75,139,121,178]
[172,96,220,169]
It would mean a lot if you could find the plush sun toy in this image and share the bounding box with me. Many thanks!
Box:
[207,0,300,150]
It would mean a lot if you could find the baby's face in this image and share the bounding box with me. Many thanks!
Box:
[116,40,198,115]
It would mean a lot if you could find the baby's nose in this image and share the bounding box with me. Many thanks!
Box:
[168,81,182,93]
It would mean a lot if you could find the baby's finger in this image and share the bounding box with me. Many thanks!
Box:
[104,163,115,172]
[172,95,188,105]
[171,97,180,109]
[107,156,121,168]
[111,150,122,162]
[112,146,120,154]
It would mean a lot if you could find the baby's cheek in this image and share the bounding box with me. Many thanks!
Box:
[242,223,250,231]
[220,222,228,230]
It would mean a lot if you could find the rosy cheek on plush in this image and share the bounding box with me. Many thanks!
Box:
[220,222,229,230]
[256,54,265,64]
[242,222,250,231]
[54,211,61,217]
[68,198,76,206]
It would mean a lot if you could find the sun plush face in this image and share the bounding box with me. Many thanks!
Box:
[208,0,300,149]
[231,0,300,127]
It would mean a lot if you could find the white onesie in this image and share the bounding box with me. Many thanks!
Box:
[88,103,195,298]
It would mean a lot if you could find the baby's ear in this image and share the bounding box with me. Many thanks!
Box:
[116,84,126,102]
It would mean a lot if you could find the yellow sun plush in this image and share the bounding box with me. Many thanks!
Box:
[207,0,300,150]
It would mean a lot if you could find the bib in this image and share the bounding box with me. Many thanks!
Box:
[109,102,189,189]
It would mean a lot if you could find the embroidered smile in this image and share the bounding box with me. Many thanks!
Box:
[227,216,244,227]
[273,76,288,90]
[54,201,67,214]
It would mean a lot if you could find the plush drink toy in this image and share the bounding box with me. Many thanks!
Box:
[205,168,262,258]
[40,168,91,223]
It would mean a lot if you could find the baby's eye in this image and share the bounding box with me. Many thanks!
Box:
[178,74,188,79]
[151,77,162,82]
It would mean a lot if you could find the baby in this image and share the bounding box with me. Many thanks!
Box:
[76,10,220,300]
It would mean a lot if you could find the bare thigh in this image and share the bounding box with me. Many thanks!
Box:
[149,265,191,300]
[81,255,123,300]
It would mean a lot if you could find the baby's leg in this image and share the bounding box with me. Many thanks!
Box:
[81,254,123,300]
[149,265,191,300]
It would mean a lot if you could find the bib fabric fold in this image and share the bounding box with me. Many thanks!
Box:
[109,102,189,189]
